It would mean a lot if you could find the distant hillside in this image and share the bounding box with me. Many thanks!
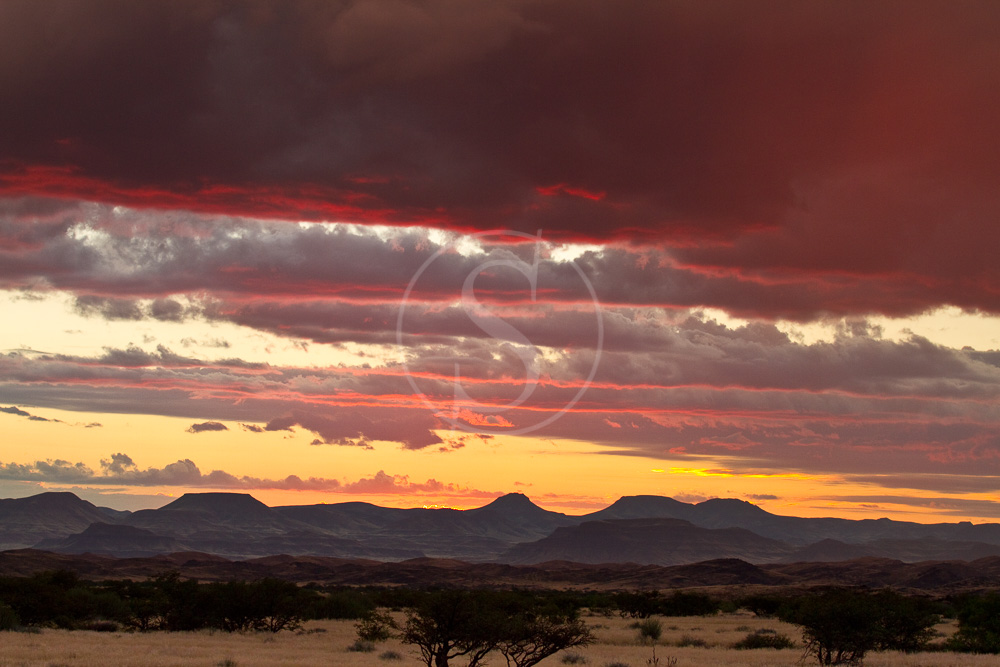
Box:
[4,490,1000,565]
[503,518,793,565]
[34,523,188,558]
[0,493,116,550]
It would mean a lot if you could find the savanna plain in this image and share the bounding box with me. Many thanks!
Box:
[1,612,995,667]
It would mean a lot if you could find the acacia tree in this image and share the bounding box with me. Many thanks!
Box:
[498,613,593,667]
[782,589,939,666]
[786,590,879,666]
[401,590,593,667]
[401,591,500,667]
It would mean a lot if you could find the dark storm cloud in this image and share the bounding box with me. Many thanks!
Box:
[2,206,996,318]
[0,1,998,313]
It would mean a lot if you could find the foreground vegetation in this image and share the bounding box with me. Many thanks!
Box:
[3,615,1000,667]
[2,571,1000,665]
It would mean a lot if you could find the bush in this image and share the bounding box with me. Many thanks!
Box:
[561,654,587,664]
[401,590,594,667]
[81,619,120,632]
[675,634,707,647]
[348,639,376,652]
[636,618,662,644]
[780,589,940,664]
[356,609,398,642]
[379,650,403,661]
[660,591,719,617]
[732,628,795,650]
[783,590,877,666]
[947,592,1000,653]
[0,603,20,631]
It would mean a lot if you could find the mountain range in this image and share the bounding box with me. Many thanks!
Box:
[4,491,1000,566]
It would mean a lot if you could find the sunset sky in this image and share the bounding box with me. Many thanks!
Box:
[2,1,1000,522]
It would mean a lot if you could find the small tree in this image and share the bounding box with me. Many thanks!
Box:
[948,592,1000,653]
[785,590,879,666]
[498,613,593,667]
[401,591,501,667]
[871,590,939,653]
[356,609,399,642]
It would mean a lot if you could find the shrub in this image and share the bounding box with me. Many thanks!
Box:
[732,628,795,650]
[604,662,630,667]
[379,650,403,661]
[781,589,940,664]
[402,590,593,667]
[82,619,120,632]
[947,592,1000,653]
[561,654,587,664]
[636,618,662,644]
[675,634,707,647]
[0,603,20,631]
[783,590,877,666]
[348,639,376,652]
[356,609,398,642]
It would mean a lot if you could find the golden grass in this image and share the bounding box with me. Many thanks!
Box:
[0,613,996,667]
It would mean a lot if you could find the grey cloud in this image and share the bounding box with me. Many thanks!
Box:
[0,404,61,423]
[0,452,496,496]
[186,421,228,434]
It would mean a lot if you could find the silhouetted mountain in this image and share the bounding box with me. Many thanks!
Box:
[97,506,132,520]
[503,518,793,566]
[585,495,694,521]
[0,492,115,549]
[121,493,421,560]
[272,493,575,560]
[35,523,188,558]
[6,490,1000,564]
[787,537,1000,563]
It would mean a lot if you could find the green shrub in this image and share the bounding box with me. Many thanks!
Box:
[947,592,1000,653]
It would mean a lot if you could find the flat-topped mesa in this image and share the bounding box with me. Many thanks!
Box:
[157,492,271,517]
[587,495,693,521]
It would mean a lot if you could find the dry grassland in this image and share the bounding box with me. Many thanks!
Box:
[1,612,997,667]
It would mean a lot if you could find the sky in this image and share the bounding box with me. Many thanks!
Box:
[1,0,1000,521]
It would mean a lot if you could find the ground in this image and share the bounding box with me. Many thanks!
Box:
[0,612,995,666]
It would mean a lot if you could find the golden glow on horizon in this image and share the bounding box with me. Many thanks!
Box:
[3,283,1000,524]
[1,407,998,523]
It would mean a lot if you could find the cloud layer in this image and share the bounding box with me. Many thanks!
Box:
[1,1,998,309]
[0,2,998,515]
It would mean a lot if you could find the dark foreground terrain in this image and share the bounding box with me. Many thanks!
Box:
[4,548,1000,594]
